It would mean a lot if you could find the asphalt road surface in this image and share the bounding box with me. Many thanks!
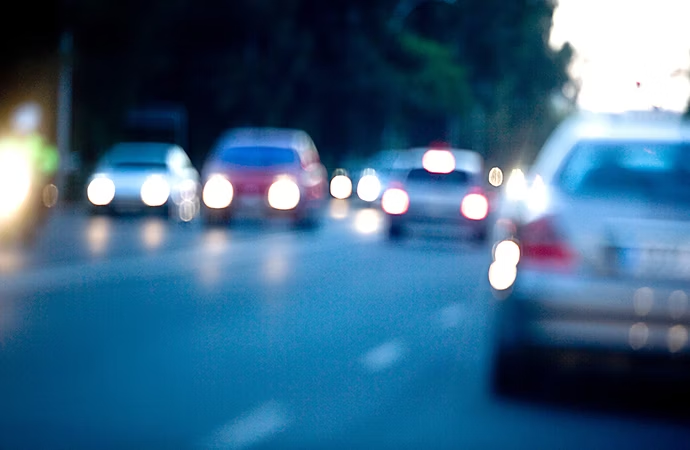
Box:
[0,201,689,449]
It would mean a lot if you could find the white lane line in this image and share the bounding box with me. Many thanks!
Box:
[437,303,468,330]
[203,401,290,449]
[360,340,406,372]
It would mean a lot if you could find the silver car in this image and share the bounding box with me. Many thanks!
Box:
[488,111,690,395]
[86,142,201,221]
[380,147,489,241]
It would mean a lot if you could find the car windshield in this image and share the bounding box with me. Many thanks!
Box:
[216,146,299,167]
[558,140,690,201]
[406,168,471,186]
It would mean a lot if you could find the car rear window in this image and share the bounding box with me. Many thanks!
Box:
[216,146,300,167]
[558,140,690,200]
[406,169,471,186]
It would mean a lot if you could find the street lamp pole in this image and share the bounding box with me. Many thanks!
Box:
[57,31,73,195]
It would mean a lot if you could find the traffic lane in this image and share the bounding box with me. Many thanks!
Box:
[0,200,356,274]
[0,213,688,449]
[0,214,488,448]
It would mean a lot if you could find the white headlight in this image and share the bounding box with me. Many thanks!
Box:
[87,176,116,206]
[357,174,381,202]
[494,240,520,266]
[330,175,352,199]
[268,178,300,210]
[140,175,171,207]
[203,175,234,209]
[488,261,517,291]
[0,152,32,217]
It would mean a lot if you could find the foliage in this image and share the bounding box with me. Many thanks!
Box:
[51,0,572,167]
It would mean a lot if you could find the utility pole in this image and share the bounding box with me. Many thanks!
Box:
[57,31,73,194]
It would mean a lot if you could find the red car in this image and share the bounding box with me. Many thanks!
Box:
[200,128,328,227]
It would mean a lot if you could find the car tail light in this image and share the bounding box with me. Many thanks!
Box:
[381,187,409,215]
[461,188,489,220]
[518,215,576,270]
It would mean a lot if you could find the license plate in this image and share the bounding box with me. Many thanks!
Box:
[238,196,263,208]
[619,247,690,280]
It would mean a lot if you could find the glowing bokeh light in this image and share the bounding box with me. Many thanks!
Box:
[422,150,455,174]
[505,169,527,201]
[488,167,504,187]
[461,193,489,221]
[140,175,171,207]
[330,175,353,200]
[0,152,32,217]
[381,188,409,215]
[357,173,382,202]
[488,261,517,291]
[87,177,115,206]
[268,177,300,210]
[494,240,521,266]
[203,175,234,209]
[629,322,649,350]
[354,208,382,235]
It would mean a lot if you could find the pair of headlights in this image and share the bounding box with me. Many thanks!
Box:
[329,170,381,202]
[202,175,301,211]
[87,175,171,207]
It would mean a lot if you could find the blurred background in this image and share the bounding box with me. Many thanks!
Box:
[2,0,690,448]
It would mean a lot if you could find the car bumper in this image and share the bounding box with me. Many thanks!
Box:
[497,270,690,357]
[391,214,487,238]
[205,195,323,219]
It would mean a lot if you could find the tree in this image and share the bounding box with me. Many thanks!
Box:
[64,0,572,169]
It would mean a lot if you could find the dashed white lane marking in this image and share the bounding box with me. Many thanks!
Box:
[438,303,468,330]
[360,340,406,372]
[203,401,290,449]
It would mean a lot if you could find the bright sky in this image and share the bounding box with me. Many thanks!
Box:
[550,0,690,112]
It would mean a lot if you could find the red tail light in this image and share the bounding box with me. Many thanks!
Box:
[381,187,409,215]
[461,187,489,221]
[518,216,576,270]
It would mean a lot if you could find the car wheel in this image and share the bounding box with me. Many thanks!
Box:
[490,342,531,398]
[294,213,320,231]
[473,227,488,245]
[202,209,229,227]
[388,223,404,240]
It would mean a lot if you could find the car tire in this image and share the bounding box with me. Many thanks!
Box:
[490,342,531,398]
[203,208,231,227]
[473,228,488,245]
[294,212,320,231]
[388,223,404,240]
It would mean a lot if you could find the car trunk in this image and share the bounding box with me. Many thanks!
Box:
[556,192,690,281]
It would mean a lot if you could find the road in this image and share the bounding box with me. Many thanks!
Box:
[0,200,689,449]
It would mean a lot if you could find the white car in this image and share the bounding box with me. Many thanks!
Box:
[86,142,200,221]
[380,146,490,241]
[488,111,690,395]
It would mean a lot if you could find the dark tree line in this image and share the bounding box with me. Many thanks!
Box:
[2,0,575,170]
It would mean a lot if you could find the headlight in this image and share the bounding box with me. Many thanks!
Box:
[140,175,171,207]
[87,176,116,206]
[357,172,381,202]
[203,175,233,209]
[0,152,32,218]
[330,175,352,200]
[268,177,300,210]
